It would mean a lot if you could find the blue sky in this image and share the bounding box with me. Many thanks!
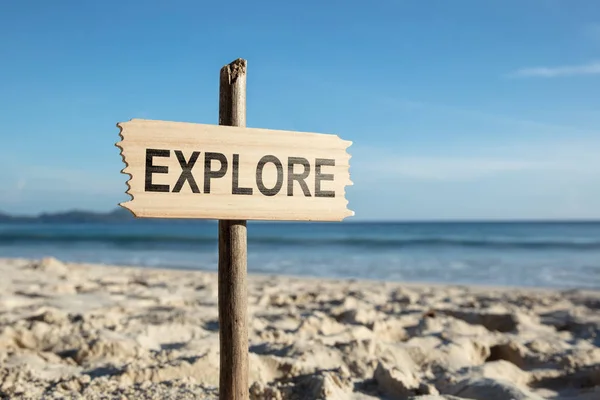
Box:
[1,0,599,220]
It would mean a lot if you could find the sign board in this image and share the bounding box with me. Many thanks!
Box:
[116,119,353,221]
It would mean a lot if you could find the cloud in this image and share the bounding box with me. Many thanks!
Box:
[16,179,26,192]
[0,179,25,204]
[376,95,599,136]
[0,164,122,203]
[510,61,600,78]
[357,156,548,182]
[351,136,600,184]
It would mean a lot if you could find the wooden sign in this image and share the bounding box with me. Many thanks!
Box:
[116,119,353,221]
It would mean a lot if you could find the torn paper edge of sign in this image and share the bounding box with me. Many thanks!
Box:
[114,121,136,217]
[114,119,355,220]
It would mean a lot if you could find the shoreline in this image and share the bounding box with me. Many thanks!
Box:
[1,257,599,399]
[3,256,595,294]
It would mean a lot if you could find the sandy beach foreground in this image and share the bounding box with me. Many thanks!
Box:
[0,257,599,399]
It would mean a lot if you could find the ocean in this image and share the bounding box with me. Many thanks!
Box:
[1,221,599,289]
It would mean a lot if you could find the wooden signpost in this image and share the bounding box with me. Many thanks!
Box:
[116,118,353,221]
[116,58,353,399]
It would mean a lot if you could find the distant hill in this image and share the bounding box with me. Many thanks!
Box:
[0,208,217,224]
[0,208,135,223]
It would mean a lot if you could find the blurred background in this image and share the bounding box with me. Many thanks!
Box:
[1,0,599,288]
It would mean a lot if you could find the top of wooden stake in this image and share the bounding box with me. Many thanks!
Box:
[219,59,247,128]
[222,58,247,83]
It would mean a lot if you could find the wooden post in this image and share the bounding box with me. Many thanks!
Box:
[218,58,249,400]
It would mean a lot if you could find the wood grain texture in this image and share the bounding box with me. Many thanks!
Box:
[115,121,353,220]
[218,58,248,400]
[218,220,248,400]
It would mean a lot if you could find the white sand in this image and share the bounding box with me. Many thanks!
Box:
[0,257,599,399]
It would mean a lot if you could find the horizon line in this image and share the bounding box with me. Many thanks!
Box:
[1,208,600,224]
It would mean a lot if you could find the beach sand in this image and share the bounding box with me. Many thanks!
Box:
[0,257,599,399]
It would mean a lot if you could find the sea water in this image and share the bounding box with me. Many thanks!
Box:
[1,221,599,289]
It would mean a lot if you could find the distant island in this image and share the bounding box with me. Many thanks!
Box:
[0,208,219,224]
[0,208,223,224]
[0,208,137,223]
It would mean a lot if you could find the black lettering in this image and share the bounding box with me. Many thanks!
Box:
[256,155,283,196]
[287,157,311,197]
[145,149,170,192]
[204,152,228,194]
[315,158,335,197]
[172,151,200,193]
[232,154,253,195]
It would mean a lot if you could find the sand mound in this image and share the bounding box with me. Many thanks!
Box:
[0,257,599,399]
